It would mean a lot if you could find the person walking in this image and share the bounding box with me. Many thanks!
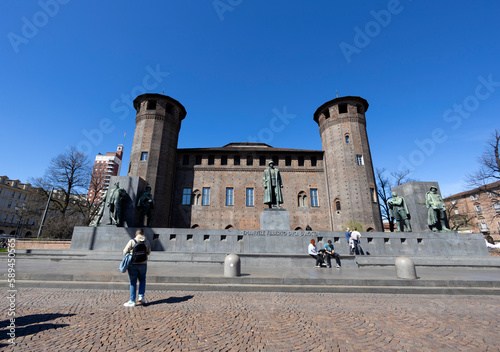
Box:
[324,240,341,268]
[350,227,363,255]
[344,227,351,243]
[123,229,151,307]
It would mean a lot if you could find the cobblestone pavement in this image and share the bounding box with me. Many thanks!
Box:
[1,288,499,352]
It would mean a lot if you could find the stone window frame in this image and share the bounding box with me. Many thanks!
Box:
[226,187,234,206]
[356,155,364,165]
[192,189,201,206]
[202,187,210,206]
[246,188,254,207]
[335,198,341,211]
[297,191,307,207]
[310,188,319,207]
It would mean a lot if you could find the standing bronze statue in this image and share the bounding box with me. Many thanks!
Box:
[388,191,412,232]
[426,186,451,232]
[107,182,127,226]
[137,186,154,227]
[262,161,283,208]
[90,189,108,227]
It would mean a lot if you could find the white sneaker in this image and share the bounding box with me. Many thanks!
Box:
[336,264,341,268]
[123,301,135,307]
[137,295,147,304]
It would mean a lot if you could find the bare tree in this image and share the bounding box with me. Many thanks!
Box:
[376,168,395,232]
[445,200,475,232]
[467,129,500,193]
[29,147,94,238]
[376,168,416,232]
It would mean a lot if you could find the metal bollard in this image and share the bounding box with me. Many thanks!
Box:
[224,253,241,277]
[395,256,417,280]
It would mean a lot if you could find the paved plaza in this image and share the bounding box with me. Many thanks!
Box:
[2,288,499,351]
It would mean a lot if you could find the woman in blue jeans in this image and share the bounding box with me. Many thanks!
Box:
[122,229,151,307]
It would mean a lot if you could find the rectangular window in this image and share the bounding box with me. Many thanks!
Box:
[493,203,500,211]
[259,156,266,166]
[182,188,191,205]
[195,155,202,165]
[272,156,279,165]
[470,194,479,200]
[285,156,292,166]
[298,156,304,167]
[182,155,189,165]
[234,155,240,166]
[208,155,215,165]
[310,189,319,207]
[140,152,148,161]
[246,188,254,206]
[246,155,253,166]
[311,156,317,167]
[221,155,228,165]
[454,209,460,214]
[226,187,234,206]
[474,205,483,212]
[166,103,174,114]
[202,187,210,205]
[146,100,156,110]
[339,103,348,114]
[370,187,377,203]
[356,155,364,165]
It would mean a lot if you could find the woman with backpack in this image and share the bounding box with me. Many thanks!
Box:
[123,229,151,307]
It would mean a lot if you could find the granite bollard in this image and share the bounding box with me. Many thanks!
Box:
[395,256,417,280]
[224,253,241,277]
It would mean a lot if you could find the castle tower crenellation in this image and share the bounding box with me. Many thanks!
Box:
[314,96,383,232]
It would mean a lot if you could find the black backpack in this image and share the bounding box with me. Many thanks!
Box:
[131,239,148,263]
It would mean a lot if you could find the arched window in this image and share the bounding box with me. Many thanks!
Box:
[225,225,234,229]
[193,189,201,205]
[345,134,350,143]
[298,191,307,207]
[191,224,200,229]
[335,199,341,211]
[294,227,303,231]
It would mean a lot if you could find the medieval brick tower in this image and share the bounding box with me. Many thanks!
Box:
[313,96,383,232]
[128,93,187,227]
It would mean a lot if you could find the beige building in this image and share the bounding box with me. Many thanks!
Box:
[444,181,500,242]
[0,176,38,237]
[127,93,383,232]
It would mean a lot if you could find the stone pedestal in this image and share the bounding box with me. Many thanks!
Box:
[260,208,290,230]
[100,176,147,228]
[392,181,441,233]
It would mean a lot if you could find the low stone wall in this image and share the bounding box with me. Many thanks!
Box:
[15,240,71,250]
[70,227,489,257]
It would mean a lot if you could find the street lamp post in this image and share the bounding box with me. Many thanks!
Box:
[14,205,25,238]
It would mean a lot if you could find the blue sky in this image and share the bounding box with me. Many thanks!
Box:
[1,0,498,197]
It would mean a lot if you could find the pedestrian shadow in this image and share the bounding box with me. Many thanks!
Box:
[0,313,75,347]
[146,295,194,306]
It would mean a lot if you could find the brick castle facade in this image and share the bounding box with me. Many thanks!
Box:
[127,93,383,232]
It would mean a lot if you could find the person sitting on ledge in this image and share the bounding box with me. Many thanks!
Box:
[308,239,323,268]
